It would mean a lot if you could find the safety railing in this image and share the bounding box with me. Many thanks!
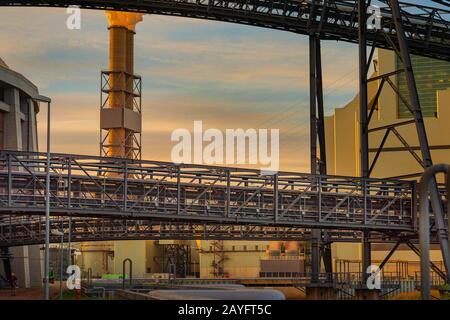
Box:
[0,151,416,231]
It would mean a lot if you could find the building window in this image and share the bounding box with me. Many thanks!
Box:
[396,55,450,118]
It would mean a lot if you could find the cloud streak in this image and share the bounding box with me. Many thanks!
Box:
[2,7,360,173]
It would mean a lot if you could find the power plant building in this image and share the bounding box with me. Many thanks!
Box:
[325,49,450,273]
[0,57,43,288]
[2,25,447,284]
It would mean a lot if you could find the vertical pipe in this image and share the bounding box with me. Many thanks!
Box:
[419,172,431,300]
[7,154,11,206]
[59,223,63,300]
[44,101,51,300]
[274,174,278,223]
[419,165,450,300]
[67,160,72,266]
[447,174,450,252]
[0,112,4,150]
[123,160,128,211]
[177,166,181,215]
[225,170,230,218]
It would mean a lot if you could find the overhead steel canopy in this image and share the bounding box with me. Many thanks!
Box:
[0,0,449,60]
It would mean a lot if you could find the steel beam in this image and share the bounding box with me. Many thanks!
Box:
[0,1,448,60]
[362,231,371,284]
[310,35,318,175]
[359,0,369,179]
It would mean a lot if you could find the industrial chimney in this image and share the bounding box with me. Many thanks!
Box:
[100,12,143,159]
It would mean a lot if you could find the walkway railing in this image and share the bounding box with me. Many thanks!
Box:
[0,151,416,233]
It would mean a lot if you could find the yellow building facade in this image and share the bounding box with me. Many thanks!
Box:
[325,49,450,273]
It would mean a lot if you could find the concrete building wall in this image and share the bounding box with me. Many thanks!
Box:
[75,242,114,278]
[113,240,147,277]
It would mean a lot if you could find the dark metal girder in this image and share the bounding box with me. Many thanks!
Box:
[0,0,448,60]
[0,216,406,247]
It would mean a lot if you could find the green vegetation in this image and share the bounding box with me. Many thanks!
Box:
[101,274,128,280]
[438,283,450,300]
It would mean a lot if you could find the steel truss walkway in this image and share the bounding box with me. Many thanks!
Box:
[0,151,420,246]
[0,0,449,61]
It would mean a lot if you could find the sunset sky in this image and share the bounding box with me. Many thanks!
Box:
[0,7,364,172]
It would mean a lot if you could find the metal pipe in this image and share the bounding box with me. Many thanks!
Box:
[309,35,317,175]
[87,267,92,286]
[59,228,63,300]
[315,39,326,176]
[122,258,133,289]
[35,95,51,300]
[44,102,50,300]
[419,164,450,300]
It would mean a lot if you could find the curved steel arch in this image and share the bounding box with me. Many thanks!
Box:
[0,0,449,60]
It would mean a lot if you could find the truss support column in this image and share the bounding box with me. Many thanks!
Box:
[316,39,326,175]
[389,0,450,286]
[358,0,369,178]
[309,35,318,175]
[309,35,327,174]
[311,229,320,282]
[389,0,432,169]
[309,35,322,283]
[315,38,332,278]
[358,0,372,288]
